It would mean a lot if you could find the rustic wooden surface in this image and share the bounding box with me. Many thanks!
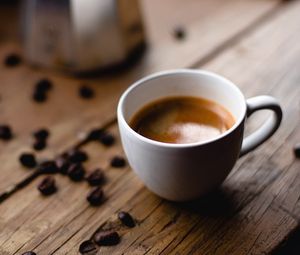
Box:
[0,0,299,254]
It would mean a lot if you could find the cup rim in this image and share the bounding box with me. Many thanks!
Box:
[117,69,247,148]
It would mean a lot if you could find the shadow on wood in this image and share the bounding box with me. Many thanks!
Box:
[175,187,239,218]
[271,226,300,255]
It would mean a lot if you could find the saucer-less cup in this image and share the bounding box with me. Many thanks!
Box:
[117,69,282,201]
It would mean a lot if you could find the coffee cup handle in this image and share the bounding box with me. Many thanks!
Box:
[239,95,282,157]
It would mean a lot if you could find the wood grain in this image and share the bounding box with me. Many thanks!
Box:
[1,0,300,254]
[0,0,280,196]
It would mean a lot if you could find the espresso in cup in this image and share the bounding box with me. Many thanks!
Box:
[118,69,282,201]
[130,96,235,144]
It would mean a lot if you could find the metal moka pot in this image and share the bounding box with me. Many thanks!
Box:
[22,0,145,73]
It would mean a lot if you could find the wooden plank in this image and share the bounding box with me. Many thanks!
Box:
[0,0,278,196]
[2,0,299,254]
[162,2,300,254]
[0,125,136,254]
[0,0,279,192]
[51,1,300,254]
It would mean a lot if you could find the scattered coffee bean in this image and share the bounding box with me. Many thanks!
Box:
[94,230,120,246]
[33,90,47,103]
[110,156,126,168]
[35,78,53,92]
[79,240,97,254]
[294,144,300,158]
[60,152,69,159]
[86,169,104,186]
[32,128,49,151]
[99,132,115,146]
[118,211,135,228]
[79,85,94,99]
[21,252,36,255]
[173,26,186,40]
[68,149,88,163]
[68,163,86,181]
[55,156,71,175]
[33,139,47,151]
[86,128,104,141]
[0,125,13,140]
[38,160,58,174]
[33,79,52,103]
[4,53,21,67]
[38,176,57,196]
[19,153,37,168]
[87,187,103,206]
[33,128,49,140]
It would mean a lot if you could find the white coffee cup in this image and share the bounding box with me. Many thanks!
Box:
[117,69,282,201]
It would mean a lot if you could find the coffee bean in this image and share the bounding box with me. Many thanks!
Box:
[33,90,47,103]
[86,128,104,141]
[33,79,52,103]
[110,156,126,168]
[94,230,120,246]
[38,160,58,174]
[86,169,104,186]
[79,240,97,254]
[55,156,71,175]
[19,153,37,168]
[99,132,115,146]
[118,211,135,228]
[35,78,53,92]
[4,53,21,67]
[79,85,94,99]
[33,128,49,140]
[87,187,103,206]
[0,125,13,140]
[33,139,47,151]
[294,144,300,158]
[38,176,57,196]
[32,129,49,151]
[68,149,88,163]
[68,163,86,181]
[21,252,36,255]
[173,26,186,40]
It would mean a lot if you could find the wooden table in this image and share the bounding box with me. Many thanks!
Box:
[0,0,299,254]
